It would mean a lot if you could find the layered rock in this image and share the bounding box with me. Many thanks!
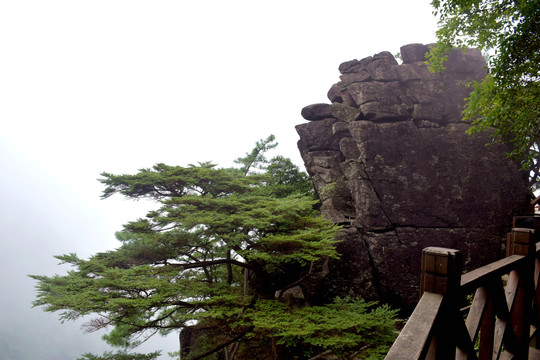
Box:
[296,44,530,309]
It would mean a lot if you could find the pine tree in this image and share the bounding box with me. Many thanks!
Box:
[31,136,397,360]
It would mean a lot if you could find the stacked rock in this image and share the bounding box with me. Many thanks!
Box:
[296,44,529,309]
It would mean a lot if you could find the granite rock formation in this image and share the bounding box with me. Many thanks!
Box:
[296,43,530,309]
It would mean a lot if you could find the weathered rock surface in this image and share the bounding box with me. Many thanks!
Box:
[296,44,530,309]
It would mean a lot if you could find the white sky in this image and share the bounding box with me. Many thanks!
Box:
[0,1,438,358]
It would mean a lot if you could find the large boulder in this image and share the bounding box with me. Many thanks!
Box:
[296,44,530,310]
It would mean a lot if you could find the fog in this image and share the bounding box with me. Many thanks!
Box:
[0,1,437,358]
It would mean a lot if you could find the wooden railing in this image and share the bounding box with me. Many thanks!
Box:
[385,226,540,360]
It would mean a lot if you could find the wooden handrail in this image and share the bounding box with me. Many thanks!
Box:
[385,225,540,360]
[384,292,444,359]
[460,254,526,293]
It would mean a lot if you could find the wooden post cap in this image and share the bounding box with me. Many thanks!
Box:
[509,228,535,256]
[420,247,462,296]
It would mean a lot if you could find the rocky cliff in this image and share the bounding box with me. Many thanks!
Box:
[296,43,530,309]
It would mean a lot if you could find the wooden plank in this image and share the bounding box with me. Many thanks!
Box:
[507,233,512,257]
[509,267,534,356]
[535,258,540,292]
[499,347,540,360]
[425,331,437,360]
[384,242,540,359]
[478,293,494,360]
[465,286,488,342]
[455,314,478,360]
[460,255,526,294]
[490,277,514,358]
[385,292,444,360]
[529,346,540,360]
[505,271,520,311]
[534,257,540,329]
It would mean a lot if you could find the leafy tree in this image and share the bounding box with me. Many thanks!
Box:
[31,136,397,359]
[427,0,540,188]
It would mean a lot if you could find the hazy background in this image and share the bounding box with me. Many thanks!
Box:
[0,1,438,358]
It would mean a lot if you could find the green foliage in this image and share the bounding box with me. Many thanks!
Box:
[77,351,161,360]
[319,181,338,199]
[31,136,396,359]
[243,297,397,358]
[234,134,278,175]
[464,76,540,188]
[427,0,540,187]
[259,155,314,197]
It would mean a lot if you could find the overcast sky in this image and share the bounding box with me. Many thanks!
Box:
[0,1,438,359]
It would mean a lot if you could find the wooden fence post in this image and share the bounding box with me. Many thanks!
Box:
[506,228,536,357]
[421,247,462,297]
[420,247,462,359]
[509,228,535,257]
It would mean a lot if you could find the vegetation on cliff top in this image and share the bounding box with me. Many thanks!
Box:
[427,0,540,188]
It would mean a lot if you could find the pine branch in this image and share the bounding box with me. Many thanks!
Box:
[187,330,250,360]
[275,262,314,299]
[167,259,254,271]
